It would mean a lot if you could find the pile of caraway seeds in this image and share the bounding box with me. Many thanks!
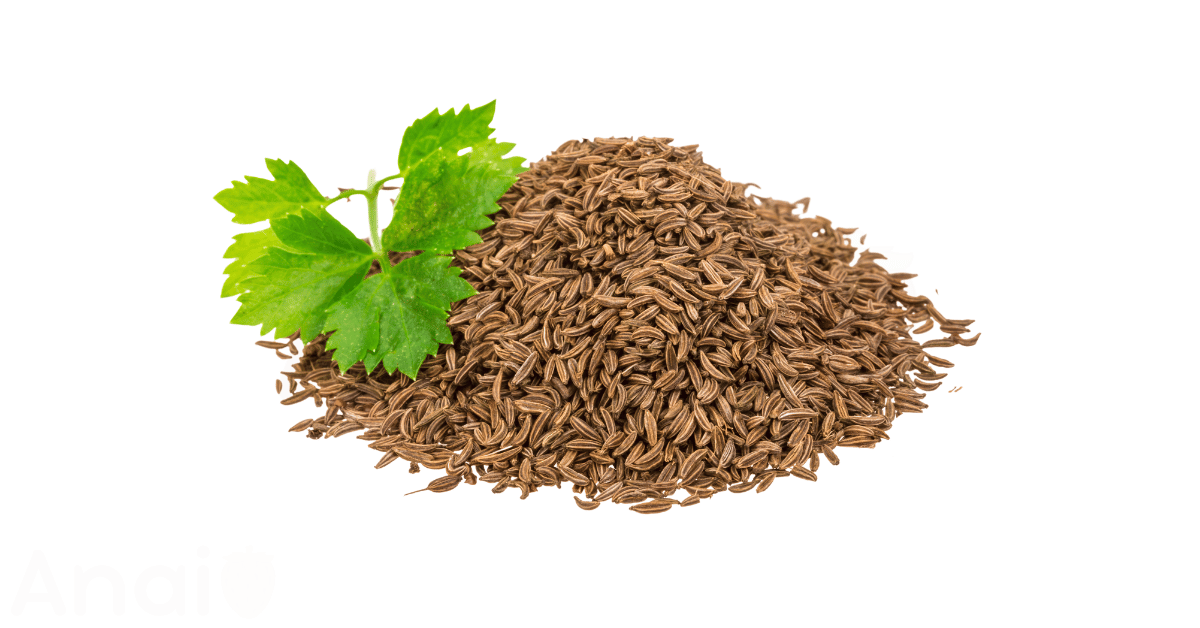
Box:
[260,137,978,513]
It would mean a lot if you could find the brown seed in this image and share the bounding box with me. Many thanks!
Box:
[791,467,818,481]
[280,388,317,406]
[574,496,601,511]
[406,474,462,495]
[511,352,538,387]
[630,499,678,514]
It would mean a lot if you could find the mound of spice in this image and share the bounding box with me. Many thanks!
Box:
[264,136,978,513]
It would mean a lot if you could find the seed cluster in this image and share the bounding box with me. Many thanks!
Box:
[264,137,977,513]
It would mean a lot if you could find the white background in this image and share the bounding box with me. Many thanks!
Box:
[2,1,1197,626]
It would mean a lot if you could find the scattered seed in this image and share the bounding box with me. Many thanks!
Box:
[574,496,600,511]
[630,499,678,514]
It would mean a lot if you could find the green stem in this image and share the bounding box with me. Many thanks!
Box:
[365,169,383,257]
[331,172,401,205]
[374,172,404,189]
[326,188,366,204]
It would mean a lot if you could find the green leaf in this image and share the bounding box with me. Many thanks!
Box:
[221,228,285,298]
[231,221,375,341]
[222,208,366,299]
[324,252,476,377]
[215,158,327,225]
[470,139,526,174]
[272,207,372,256]
[383,139,525,254]
[396,101,497,176]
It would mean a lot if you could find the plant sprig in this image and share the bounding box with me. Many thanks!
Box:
[216,101,525,378]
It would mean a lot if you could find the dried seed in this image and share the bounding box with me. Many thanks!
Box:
[574,496,601,511]
[630,499,678,514]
